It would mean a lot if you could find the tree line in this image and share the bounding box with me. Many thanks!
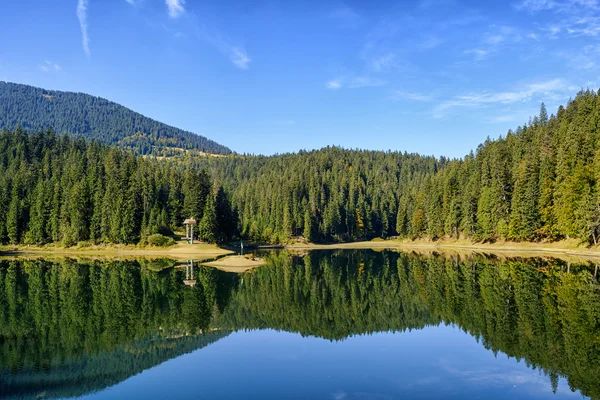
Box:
[0,129,237,246]
[2,88,600,246]
[194,89,600,245]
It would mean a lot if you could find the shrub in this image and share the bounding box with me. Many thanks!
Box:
[76,240,94,248]
[147,234,176,247]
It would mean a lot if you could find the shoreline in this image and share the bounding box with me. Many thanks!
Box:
[0,242,233,261]
[2,238,600,262]
[283,239,600,262]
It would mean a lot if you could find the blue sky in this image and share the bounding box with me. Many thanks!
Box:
[0,0,599,157]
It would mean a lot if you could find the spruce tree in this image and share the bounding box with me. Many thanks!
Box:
[199,193,217,243]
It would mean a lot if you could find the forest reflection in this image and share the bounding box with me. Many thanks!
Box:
[0,251,599,399]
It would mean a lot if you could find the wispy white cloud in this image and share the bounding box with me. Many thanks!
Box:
[517,0,600,37]
[230,47,251,70]
[327,80,342,89]
[464,48,489,60]
[348,76,386,88]
[464,25,523,61]
[516,0,598,12]
[163,7,250,70]
[193,26,251,70]
[369,53,398,72]
[332,392,347,400]
[166,0,185,19]
[434,79,569,116]
[77,0,90,57]
[39,60,61,72]
[326,76,386,90]
[125,0,136,4]
[557,44,600,69]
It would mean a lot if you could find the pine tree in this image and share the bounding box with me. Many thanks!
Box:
[303,209,313,242]
[199,193,217,243]
[215,186,236,243]
[6,193,20,245]
[509,157,540,240]
[539,102,548,126]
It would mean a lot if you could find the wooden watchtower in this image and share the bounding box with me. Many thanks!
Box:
[183,218,197,244]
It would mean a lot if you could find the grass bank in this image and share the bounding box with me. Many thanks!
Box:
[284,238,600,262]
[4,238,600,264]
[0,241,233,260]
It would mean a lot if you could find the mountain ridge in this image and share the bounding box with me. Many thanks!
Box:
[0,81,231,155]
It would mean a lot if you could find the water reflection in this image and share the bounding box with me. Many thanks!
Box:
[0,251,599,399]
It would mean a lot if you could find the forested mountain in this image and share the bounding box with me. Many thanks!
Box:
[2,87,600,247]
[0,129,237,246]
[190,89,600,245]
[0,81,231,155]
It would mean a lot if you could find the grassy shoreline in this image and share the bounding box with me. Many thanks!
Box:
[2,238,600,262]
[284,238,600,262]
[0,242,233,260]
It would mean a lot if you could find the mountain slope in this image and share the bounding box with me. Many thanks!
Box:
[0,81,231,155]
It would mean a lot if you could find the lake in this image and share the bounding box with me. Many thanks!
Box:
[1,250,599,399]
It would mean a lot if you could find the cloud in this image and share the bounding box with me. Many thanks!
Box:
[166,0,185,18]
[326,76,386,90]
[77,0,90,57]
[348,77,386,88]
[464,48,489,60]
[517,0,600,37]
[516,0,557,11]
[199,32,251,70]
[39,60,61,72]
[125,0,136,4]
[557,44,600,69]
[516,0,598,12]
[327,80,342,89]
[369,53,397,72]
[230,47,251,69]
[435,79,568,116]
[464,25,522,61]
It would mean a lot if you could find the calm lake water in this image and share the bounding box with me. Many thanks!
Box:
[1,250,599,399]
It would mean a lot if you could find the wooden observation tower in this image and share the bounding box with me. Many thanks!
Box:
[183,218,197,244]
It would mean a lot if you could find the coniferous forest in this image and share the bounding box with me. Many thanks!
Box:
[197,89,600,245]
[1,88,600,246]
[0,129,236,245]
